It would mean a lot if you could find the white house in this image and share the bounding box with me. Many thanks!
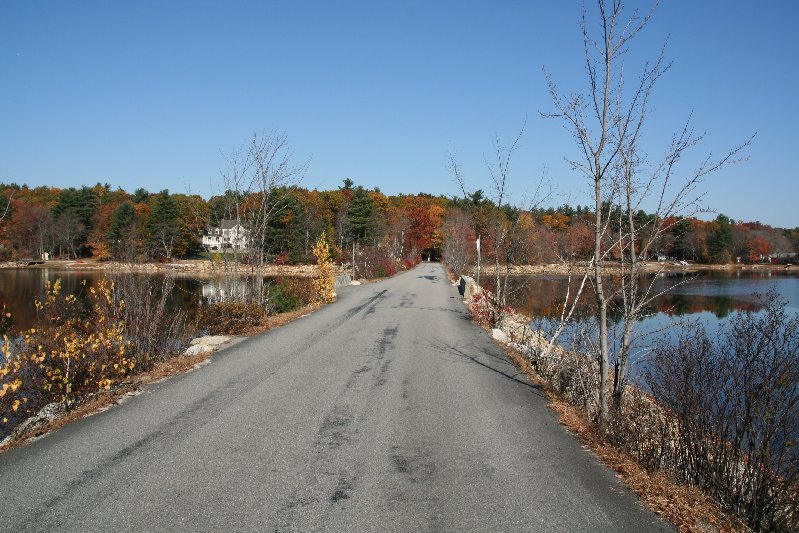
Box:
[202,219,250,251]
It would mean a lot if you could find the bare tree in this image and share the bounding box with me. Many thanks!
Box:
[60,219,85,259]
[544,0,752,424]
[441,208,474,277]
[450,121,550,327]
[220,131,307,269]
[612,113,752,408]
[0,190,11,223]
[544,0,658,424]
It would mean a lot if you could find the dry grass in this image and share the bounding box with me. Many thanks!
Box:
[230,302,324,336]
[497,340,745,532]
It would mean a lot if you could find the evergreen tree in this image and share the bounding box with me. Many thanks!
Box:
[208,190,245,226]
[132,188,150,204]
[710,214,734,263]
[264,190,304,260]
[147,190,181,259]
[52,186,98,234]
[50,186,98,255]
[346,186,375,242]
[469,189,486,206]
[672,218,693,260]
[108,202,136,256]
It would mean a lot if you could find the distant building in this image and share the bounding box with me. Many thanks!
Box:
[768,252,798,264]
[202,219,250,251]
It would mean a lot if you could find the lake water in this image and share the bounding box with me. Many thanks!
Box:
[489,270,799,367]
[0,268,304,333]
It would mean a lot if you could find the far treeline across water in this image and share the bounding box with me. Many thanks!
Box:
[0,181,797,269]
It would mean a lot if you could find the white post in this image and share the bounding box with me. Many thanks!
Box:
[476,235,481,288]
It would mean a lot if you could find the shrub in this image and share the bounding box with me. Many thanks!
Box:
[1,278,134,433]
[112,273,187,365]
[267,284,298,314]
[268,277,314,314]
[196,301,266,335]
[312,232,335,304]
[641,290,799,531]
[377,259,397,278]
[402,257,419,270]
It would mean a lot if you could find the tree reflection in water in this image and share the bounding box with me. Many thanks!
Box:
[483,270,799,367]
[0,269,311,332]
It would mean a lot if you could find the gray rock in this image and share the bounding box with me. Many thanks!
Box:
[334,274,352,288]
[458,275,480,301]
[185,335,233,357]
[1,402,65,446]
[189,335,231,347]
[491,328,510,343]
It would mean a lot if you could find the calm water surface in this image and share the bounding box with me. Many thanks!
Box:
[0,268,300,332]
[499,270,799,318]
[491,270,799,364]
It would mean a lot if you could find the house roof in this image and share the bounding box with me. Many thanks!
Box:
[204,219,251,236]
[219,219,242,230]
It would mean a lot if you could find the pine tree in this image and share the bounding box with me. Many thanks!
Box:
[108,202,136,257]
[147,190,181,259]
[346,186,374,242]
[711,214,734,263]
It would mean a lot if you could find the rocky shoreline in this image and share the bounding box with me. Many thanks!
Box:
[3,258,795,278]
[0,259,347,277]
[469,261,799,277]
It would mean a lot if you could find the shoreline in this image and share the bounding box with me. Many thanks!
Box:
[470,261,799,276]
[0,259,347,277]
[4,258,796,277]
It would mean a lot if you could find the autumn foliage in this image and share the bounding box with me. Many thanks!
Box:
[1,279,133,430]
[1,182,793,270]
[312,231,336,304]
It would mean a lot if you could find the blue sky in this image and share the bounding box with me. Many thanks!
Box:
[1,1,797,227]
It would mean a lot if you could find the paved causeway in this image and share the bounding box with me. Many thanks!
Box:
[0,263,670,532]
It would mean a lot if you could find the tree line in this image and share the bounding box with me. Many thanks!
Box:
[0,181,796,270]
[0,180,446,275]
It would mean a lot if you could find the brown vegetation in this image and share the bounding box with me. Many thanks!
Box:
[476,302,746,532]
[463,280,799,531]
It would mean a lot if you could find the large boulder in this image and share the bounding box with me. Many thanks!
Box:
[334,274,353,288]
[185,335,233,356]
[458,275,480,301]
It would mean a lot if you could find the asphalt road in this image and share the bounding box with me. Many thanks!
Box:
[0,263,671,532]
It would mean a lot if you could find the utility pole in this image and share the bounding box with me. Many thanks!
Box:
[476,235,481,287]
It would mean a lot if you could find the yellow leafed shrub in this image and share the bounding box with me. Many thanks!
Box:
[0,278,132,432]
[312,232,336,304]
